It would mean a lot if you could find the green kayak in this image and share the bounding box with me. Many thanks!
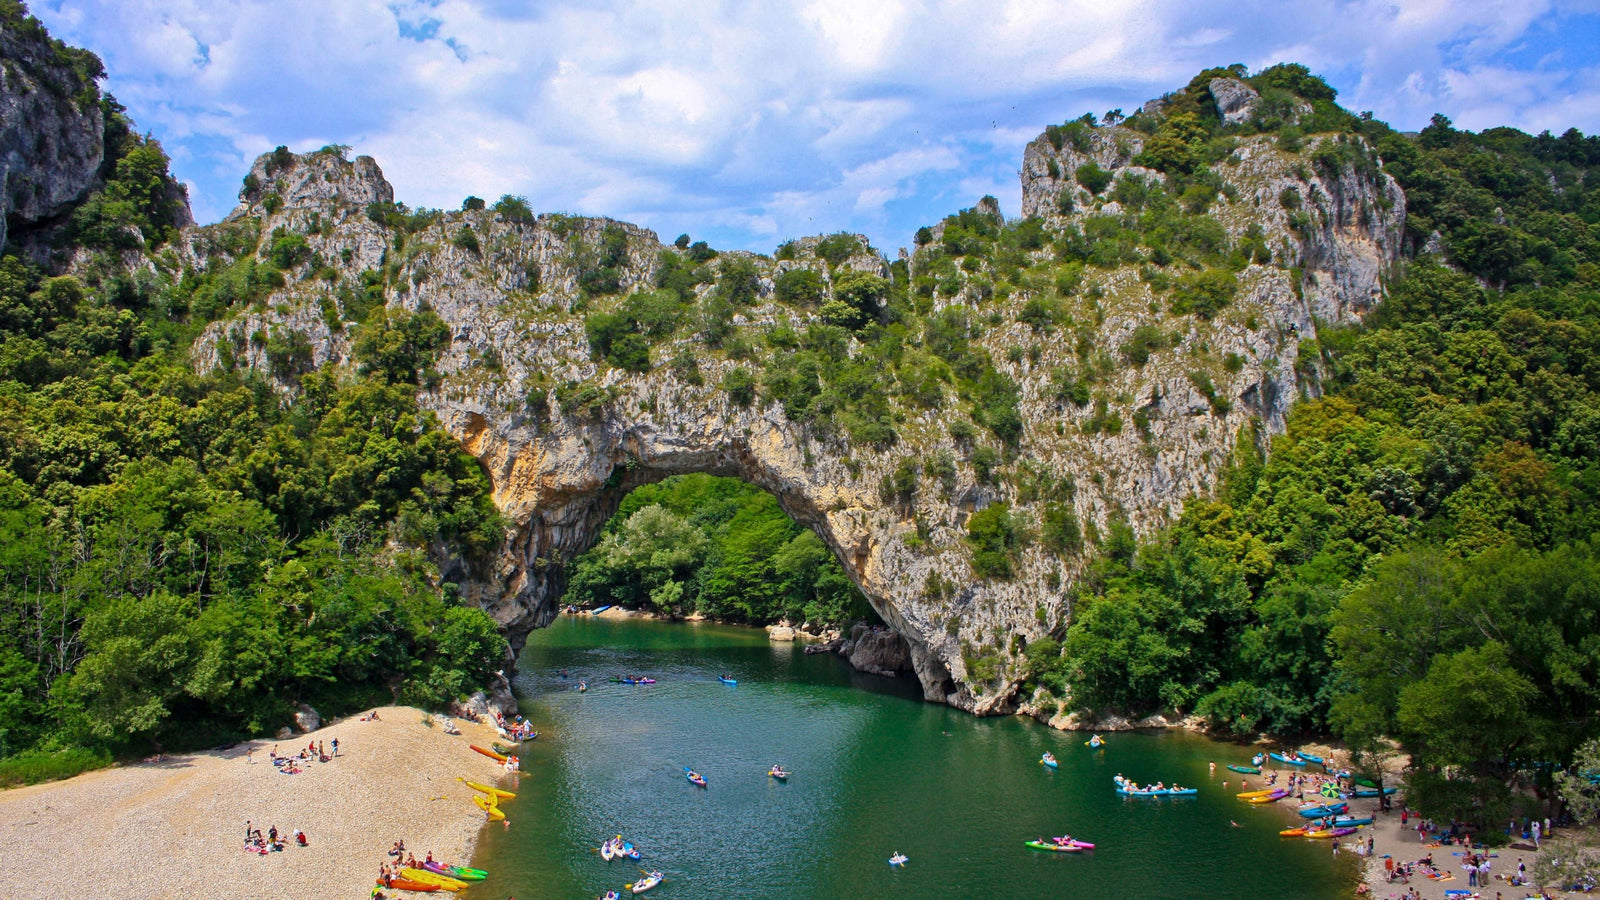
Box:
[1025,840,1083,853]
[1227,764,1261,774]
[449,866,488,881]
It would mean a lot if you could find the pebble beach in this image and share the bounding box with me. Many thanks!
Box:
[0,706,513,900]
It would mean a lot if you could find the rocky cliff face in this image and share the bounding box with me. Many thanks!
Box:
[0,18,106,250]
[186,93,1406,718]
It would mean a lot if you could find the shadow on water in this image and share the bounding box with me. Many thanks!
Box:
[472,616,1360,899]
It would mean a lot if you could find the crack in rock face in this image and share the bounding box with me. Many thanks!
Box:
[188,112,1404,717]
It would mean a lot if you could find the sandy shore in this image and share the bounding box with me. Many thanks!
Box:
[0,706,516,900]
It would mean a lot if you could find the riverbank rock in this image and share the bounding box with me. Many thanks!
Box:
[767,624,798,641]
[293,703,321,733]
[845,626,911,677]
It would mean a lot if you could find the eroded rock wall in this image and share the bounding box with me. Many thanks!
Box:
[188,109,1405,716]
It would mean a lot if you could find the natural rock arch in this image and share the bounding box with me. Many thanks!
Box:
[188,112,1404,715]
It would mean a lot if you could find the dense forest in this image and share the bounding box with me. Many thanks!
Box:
[565,474,872,626]
[0,4,506,782]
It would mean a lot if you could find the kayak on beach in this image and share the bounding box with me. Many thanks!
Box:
[460,777,515,799]
[1247,789,1292,803]
[471,745,508,762]
[1269,752,1307,767]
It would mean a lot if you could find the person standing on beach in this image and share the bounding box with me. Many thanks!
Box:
[332,738,339,756]
[1531,819,1540,848]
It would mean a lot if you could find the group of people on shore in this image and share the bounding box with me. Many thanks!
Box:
[242,820,307,855]
[263,738,339,775]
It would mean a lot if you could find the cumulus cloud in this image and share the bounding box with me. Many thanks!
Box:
[29,0,1600,253]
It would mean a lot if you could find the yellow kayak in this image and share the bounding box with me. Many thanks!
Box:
[460,777,516,799]
[400,867,467,891]
[473,793,505,820]
[1236,789,1275,799]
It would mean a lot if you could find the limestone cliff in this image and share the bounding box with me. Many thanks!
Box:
[0,13,105,250]
[186,87,1406,718]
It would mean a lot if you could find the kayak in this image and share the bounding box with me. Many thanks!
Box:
[1040,755,1058,769]
[1270,753,1307,767]
[1248,790,1291,803]
[381,877,442,892]
[1353,786,1398,797]
[423,861,482,882]
[472,794,505,820]
[600,841,615,862]
[1353,776,1379,788]
[627,871,664,893]
[1236,789,1276,799]
[1298,753,1324,764]
[471,745,508,762]
[461,778,516,799]
[1298,803,1349,818]
[591,605,612,615]
[620,841,641,861]
[401,867,468,890]
[1334,816,1374,827]
[1118,787,1197,796]
[1279,827,1309,837]
[1085,737,1104,748]
[493,742,520,756]
[888,853,909,867]
[769,768,790,781]
[684,768,707,787]
[1304,827,1357,839]
[602,893,621,900]
[1227,765,1261,774]
[1025,840,1084,852]
[718,676,738,685]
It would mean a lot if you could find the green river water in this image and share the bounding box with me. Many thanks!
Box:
[470,616,1358,899]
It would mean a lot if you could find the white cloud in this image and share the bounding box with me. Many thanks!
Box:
[28,0,1600,253]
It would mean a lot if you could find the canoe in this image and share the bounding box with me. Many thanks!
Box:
[769,768,789,780]
[1353,776,1379,788]
[1279,827,1309,837]
[1248,790,1291,803]
[1270,753,1307,767]
[1298,803,1349,818]
[1117,787,1197,796]
[591,605,612,615]
[462,779,516,799]
[472,793,505,820]
[1236,789,1276,799]
[1298,753,1324,764]
[493,742,519,755]
[1304,827,1357,839]
[401,867,468,890]
[1025,840,1084,852]
[471,745,508,762]
[1352,786,1398,797]
[381,877,442,892]
[600,841,615,862]
[684,768,707,787]
[718,676,738,685]
[1227,765,1261,774]
[627,872,664,893]
[1040,756,1058,769]
[1333,816,1374,827]
[1085,737,1104,748]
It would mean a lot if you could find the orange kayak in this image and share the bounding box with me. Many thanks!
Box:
[380,877,441,892]
[470,744,507,762]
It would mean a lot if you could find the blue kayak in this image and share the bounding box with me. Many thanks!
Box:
[1298,803,1349,818]
[718,676,738,685]
[1352,786,1397,797]
[1298,753,1324,764]
[1334,816,1374,827]
[1040,755,1058,769]
[1270,753,1308,767]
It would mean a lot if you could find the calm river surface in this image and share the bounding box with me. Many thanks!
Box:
[471,616,1357,899]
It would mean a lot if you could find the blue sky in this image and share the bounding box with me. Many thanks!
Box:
[30,0,1600,254]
